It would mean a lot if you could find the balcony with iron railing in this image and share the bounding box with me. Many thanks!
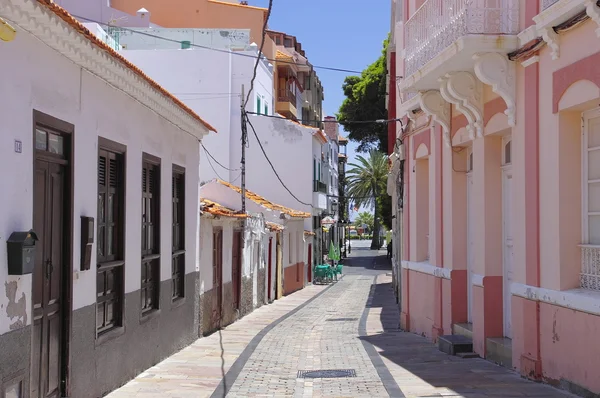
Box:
[542,0,559,10]
[276,88,297,118]
[404,0,520,82]
[581,245,600,291]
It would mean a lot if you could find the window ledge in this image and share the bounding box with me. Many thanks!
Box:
[171,297,186,309]
[401,260,451,280]
[511,282,600,316]
[140,309,161,324]
[95,326,125,347]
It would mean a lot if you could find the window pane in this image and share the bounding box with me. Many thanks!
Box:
[97,303,105,328]
[98,194,105,222]
[97,226,105,258]
[588,116,600,148]
[106,302,114,325]
[590,182,600,213]
[36,129,47,150]
[589,149,600,180]
[590,215,600,245]
[108,194,114,222]
[107,227,113,257]
[97,272,105,297]
[48,134,64,155]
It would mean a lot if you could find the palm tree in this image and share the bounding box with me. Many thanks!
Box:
[346,150,388,250]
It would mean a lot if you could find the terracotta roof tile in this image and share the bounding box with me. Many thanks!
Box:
[338,135,348,143]
[37,0,217,133]
[201,199,247,218]
[304,230,315,236]
[276,50,294,62]
[266,222,284,232]
[217,179,310,218]
[209,0,268,13]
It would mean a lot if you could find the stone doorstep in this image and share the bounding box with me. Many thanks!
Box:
[486,337,513,369]
[438,334,473,355]
[452,322,473,340]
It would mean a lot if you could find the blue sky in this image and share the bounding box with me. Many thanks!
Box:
[253,0,391,220]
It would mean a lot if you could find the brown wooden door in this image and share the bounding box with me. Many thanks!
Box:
[267,237,273,301]
[212,228,223,330]
[231,230,242,310]
[307,244,312,283]
[32,159,65,398]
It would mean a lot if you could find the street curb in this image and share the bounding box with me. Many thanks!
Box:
[358,276,405,398]
[210,277,343,398]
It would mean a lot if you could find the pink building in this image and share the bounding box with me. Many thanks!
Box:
[388,0,600,395]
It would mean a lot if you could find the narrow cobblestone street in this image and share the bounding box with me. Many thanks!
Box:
[106,242,574,397]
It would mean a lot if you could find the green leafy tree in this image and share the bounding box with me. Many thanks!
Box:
[346,150,388,249]
[337,37,389,153]
[354,212,374,231]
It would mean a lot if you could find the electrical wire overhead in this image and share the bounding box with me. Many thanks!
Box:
[70,14,367,75]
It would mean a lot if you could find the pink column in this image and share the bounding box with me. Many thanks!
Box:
[471,135,504,355]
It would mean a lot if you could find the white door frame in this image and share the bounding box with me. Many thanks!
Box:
[466,171,474,323]
[502,136,513,338]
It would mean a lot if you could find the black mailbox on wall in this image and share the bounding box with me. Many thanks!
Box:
[7,230,38,275]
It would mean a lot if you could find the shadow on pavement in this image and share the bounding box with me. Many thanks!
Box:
[357,271,571,397]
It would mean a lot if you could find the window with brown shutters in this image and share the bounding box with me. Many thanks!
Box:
[141,156,160,315]
[97,146,125,335]
[172,167,185,300]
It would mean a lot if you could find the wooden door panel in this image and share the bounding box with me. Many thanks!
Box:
[47,312,61,397]
[32,159,65,398]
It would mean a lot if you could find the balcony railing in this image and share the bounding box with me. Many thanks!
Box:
[277,89,296,104]
[313,180,327,193]
[581,245,600,291]
[405,0,520,78]
[542,0,559,10]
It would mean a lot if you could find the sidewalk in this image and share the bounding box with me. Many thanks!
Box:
[105,284,329,398]
[365,274,573,398]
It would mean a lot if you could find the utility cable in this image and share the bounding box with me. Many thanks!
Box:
[201,143,239,171]
[246,113,312,207]
[244,0,273,109]
[69,14,367,75]
[245,111,403,125]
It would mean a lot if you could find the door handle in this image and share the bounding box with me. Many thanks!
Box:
[45,259,54,280]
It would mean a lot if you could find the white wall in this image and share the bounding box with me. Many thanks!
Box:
[198,218,240,294]
[121,48,234,184]
[121,46,274,186]
[0,31,203,334]
[120,28,250,50]
[244,114,313,231]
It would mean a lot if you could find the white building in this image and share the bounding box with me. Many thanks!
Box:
[199,179,309,310]
[119,29,274,184]
[119,29,319,294]
[0,1,214,397]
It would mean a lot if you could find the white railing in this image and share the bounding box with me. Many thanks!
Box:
[405,0,520,77]
[581,245,600,291]
[542,0,559,10]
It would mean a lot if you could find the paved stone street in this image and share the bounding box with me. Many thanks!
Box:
[107,241,573,398]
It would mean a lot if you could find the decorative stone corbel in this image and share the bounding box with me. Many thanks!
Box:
[585,0,600,38]
[447,71,484,138]
[419,90,451,147]
[540,27,560,60]
[473,52,516,127]
[439,75,476,141]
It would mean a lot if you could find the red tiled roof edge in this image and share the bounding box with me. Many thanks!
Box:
[37,0,217,133]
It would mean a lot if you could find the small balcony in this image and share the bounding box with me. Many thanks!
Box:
[313,180,327,193]
[276,89,297,119]
[403,0,519,90]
